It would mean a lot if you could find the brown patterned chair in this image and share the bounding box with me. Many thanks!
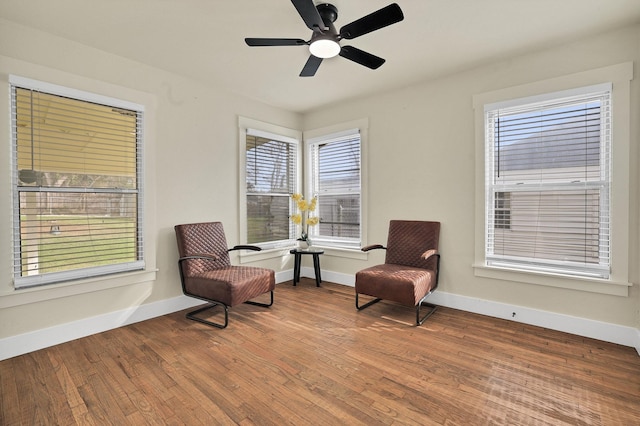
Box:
[175,222,275,328]
[355,220,440,325]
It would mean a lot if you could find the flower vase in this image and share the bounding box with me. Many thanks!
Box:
[298,239,311,249]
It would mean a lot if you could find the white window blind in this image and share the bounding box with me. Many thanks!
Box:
[11,77,144,288]
[245,129,298,246]
[485,84,611,279]
[308,130,361,249]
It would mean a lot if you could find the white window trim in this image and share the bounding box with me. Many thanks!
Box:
[484,83,612,279]
[10,75,146,289]
[238,116,302,261]
[9,75,146,289]
[472,62,633,296]
[0,65,157,306]
[303,118,369,259]
[9,75,143,111]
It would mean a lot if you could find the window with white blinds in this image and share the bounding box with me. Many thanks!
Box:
[484,84,611,279]
[10,76,144,289]
[245,129,298,246]
[307,130,361,249]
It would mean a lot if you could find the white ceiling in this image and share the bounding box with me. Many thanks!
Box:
[2,0,639,113]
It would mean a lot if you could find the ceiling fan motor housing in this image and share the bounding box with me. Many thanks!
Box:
[312,3,339,42]
[317,3,338,26]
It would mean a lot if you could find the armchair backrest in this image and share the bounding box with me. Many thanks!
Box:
[175,222,232,277]
[385,220,440,270]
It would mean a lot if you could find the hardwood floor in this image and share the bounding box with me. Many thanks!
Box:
[1,280,639,425]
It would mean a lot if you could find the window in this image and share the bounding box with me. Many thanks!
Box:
[239,118,302,250]
[484,84,611,279]
[11,76,144,288]
[306,130,362,249]
[494,192,511,230]
[245,129,298,246]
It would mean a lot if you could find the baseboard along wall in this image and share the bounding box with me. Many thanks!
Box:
[315,267,640,356]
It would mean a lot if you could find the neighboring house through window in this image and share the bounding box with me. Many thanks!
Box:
[10,76,144,289]
[485,84,612,279]
[494,192,511,230]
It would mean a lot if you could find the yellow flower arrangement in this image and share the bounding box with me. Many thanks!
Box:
[290,193,319,242]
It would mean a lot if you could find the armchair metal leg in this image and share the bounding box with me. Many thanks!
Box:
[185,292,273,329]
[357,292,437,326]
[355,293,382,311]
[244,290,274,308]
[416,292,438,326]
[186,302,229,329]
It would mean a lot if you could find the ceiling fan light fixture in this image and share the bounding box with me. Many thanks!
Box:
[309,38,340,58]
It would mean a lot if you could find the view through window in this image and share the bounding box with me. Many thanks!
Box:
[11,79,144,288]
[308,131,362,249]
[485,86,611,278]
[245,132,297,245]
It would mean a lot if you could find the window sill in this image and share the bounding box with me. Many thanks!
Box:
[0,269,158,309]
[239,244,368,263]
[238,247,292,263]
[315,245,368,260]
[473,263,631,296]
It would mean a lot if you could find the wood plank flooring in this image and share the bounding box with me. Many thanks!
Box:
[1,280,639,425]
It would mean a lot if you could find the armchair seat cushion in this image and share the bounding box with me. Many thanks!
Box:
[356,263,436,307]
[184,266,275,307]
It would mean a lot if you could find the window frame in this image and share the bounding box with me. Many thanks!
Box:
[472,63,633,296]
[303,118,368,257]
[305,129,362,250]
[484,84,611,280]
[238,117,302,257]
[10,75,145,289]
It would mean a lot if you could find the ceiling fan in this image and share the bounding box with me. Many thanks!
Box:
[244,1,404,77]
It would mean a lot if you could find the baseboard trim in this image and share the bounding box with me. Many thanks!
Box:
[2,269,638,360]
[1,273,294,361]
[322,268,640,354]
[300,266,354,287]
[427,291,640,351]
[0,295,203,361]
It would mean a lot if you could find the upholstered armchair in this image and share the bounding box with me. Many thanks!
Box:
[355,220,440,325]
[175,222,275,328]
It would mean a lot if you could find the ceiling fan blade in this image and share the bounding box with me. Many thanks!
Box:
[245,38,307,47]
[339,46,385,69]
[339,3,404,40]
[300,55,323,77]
[291,0,327,31]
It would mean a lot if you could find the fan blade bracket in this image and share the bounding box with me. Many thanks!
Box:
[292,0,328,31]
